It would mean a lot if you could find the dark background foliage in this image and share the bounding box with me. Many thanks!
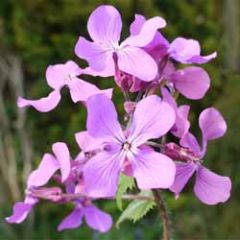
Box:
[0,0,239,239]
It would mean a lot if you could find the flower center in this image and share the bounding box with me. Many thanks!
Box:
[64,73,74,84]
[100,41,122,53]
[113,43,122,52]
[122,141,131,151]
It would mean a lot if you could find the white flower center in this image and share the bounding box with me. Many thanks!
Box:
[101,41,122,52]
[122,142,131,151]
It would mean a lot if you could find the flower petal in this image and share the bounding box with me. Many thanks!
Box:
[123,16,166,47]
[194,166,231,205]
[172,105,190,138]
[161,60,175,78]
[146,35,170,61]
[87,5,122,43]
[180,132,201,156]
[83,150,124,198]
[17,90,61,112]
[68,78,113,103]
[86,94,124,141]
[169,37,217,64]
[129,95,175,146]
[161,87,177,110]
[84,205,112,233]
[52,142,71,183]
[75,131,104,152]
[169,66,210,100]
[169,37,200,63]
[131,149,176,189]
[74,37,115,74]
[58,207,83,231]
[82,66,115,78]
[129,15,169,60]
[5,202,33,224]
[187,52,217,64]
[74,151,86,164]
[199,107,227,142]
[117,46,158,81]
[170,162,197,197]
[130,14,146,35]
[27,153,59,188]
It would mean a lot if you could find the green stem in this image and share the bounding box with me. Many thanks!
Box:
[153,190,171,240]
[146,141,163,149]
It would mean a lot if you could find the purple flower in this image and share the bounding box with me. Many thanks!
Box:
[74,5,166,81]
[54,150,113,233]
[83,93,176,198]
[6,141,113,233]
[17,61,112,112]
[58,199,112,233]
[127,16,216,71]
[168,37,217,64]
[112,14,211,99]
[5,2,232,234]
[112,14,170,92]
[6,142,71,223]
[169,108,232,205]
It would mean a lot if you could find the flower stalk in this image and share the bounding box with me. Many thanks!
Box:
[31,190,154,202]
[153,190,171,240]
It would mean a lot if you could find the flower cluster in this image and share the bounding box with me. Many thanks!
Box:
[6,5,231,233]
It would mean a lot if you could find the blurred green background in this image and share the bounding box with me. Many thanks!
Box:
[0,0,239,239]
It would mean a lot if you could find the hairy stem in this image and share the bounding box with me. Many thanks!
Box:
[31,191,154,202]
[121,194,154,201]
[61,193,154,201]
[153,190,171,240]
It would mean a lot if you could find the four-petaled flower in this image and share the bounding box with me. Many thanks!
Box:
[169,108,231,205]
[6,142,71,223]
[18,61,112,112]
[82,94,176,197]
[75,5,166,81]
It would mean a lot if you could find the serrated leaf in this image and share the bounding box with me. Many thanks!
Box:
[116,191,155,228]
[116,174,135,210]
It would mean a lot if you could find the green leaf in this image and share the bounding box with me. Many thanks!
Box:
[116,191,156,228]
[116,174,135,210]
